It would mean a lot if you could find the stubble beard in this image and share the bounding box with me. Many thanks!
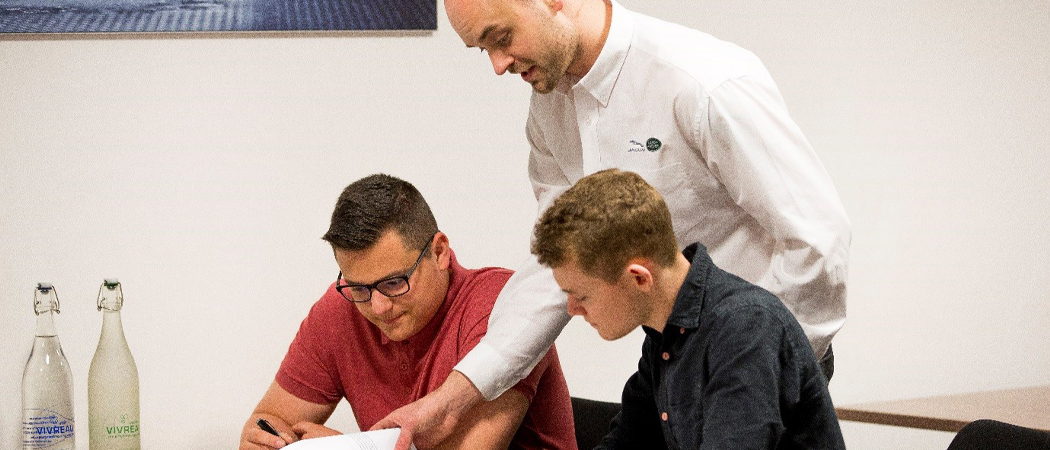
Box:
[529,23,581,94]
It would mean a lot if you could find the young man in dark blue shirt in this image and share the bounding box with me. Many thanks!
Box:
[531,169,846,450]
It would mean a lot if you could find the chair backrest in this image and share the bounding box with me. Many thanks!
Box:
[946,419,1050,450]
[571,397,622,450]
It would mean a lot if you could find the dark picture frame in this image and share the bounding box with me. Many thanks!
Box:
[0,0,435,33]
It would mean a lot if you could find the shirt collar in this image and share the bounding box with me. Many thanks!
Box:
[664,243,713,330]
[567,0,632,107]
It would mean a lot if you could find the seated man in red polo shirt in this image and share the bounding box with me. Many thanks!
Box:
[239,174,576,450]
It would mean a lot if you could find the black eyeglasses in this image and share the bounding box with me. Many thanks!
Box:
[335,240,432,303]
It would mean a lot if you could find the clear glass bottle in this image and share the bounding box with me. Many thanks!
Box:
[88,279,141,450]
[22,282,76,450]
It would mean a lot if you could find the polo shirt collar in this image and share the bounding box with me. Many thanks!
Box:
[665,243,713,330]
[571,0,632,107]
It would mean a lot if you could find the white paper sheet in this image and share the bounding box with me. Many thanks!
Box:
[283,428,416,450]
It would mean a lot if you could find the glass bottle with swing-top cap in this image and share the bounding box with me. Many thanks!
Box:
[22,282,76,450]
[88,279,141,450]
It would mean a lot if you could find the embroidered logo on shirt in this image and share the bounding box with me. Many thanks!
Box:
[627,138,662,153]
[646,138,662,152]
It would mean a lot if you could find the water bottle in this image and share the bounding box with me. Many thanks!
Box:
[88,279,141,450]
[22,282,76,450]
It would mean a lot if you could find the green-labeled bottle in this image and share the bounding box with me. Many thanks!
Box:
[88,279,141,450]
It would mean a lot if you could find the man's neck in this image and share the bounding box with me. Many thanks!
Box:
[644,253,693,332]
[566,0,613,78]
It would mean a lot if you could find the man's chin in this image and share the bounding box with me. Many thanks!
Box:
[595,325,632,342]
[525,69,560,94]
[530,79,558,94]
[379,324,411,342]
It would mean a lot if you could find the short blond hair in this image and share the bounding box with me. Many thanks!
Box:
[531,169,678,282]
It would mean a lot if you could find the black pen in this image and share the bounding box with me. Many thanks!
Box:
[257,418,282,437]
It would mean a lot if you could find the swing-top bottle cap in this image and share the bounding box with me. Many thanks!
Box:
[34,282,60,314]
[98,278,124,311]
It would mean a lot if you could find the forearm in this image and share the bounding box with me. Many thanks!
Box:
[454,256,571,400]
[241,381,336,449]
[432,389,529,450]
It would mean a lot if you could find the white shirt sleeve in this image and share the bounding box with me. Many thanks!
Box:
[453,111,573,400]
[698,76,851,357]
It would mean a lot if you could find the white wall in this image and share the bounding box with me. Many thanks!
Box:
[2,1,1047,449]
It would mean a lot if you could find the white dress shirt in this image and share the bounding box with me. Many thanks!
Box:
[455,1,851,400]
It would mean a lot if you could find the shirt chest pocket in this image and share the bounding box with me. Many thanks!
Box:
[611,161,700,246]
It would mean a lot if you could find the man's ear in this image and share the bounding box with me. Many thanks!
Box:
[624,261,654,292]
[432,232,452,270]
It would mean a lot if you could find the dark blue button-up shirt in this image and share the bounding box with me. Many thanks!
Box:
[596,243,846,450]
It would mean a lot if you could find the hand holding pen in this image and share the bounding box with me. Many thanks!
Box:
[240,415,297,450]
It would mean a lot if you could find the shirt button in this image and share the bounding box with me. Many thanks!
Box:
[661,412,669,421]
[399,363,408,370]
[661,352,671,361]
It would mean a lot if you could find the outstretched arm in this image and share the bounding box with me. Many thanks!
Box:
[371,112,574,450]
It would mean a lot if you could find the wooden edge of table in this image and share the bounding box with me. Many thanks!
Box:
[835,406,969,432]
[835,385,1050,433]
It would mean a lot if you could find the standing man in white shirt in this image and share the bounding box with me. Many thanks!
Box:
[373,1,852,449]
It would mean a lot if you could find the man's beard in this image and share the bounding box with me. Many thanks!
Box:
[525,17,581,93]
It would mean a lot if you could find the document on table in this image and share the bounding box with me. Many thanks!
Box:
[283,428,416,450]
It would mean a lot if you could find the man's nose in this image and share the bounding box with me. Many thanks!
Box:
[488,50,514,76]
[370,291,394,316]
[566,297,585,316]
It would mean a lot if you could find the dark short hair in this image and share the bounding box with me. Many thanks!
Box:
[531,169,678,281]
[322,174,438,252]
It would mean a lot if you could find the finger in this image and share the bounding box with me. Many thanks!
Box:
[393,428,415,450]
[247,427,288,449]
[267,418,298,444]
[370,416,403,431]
[292,421,322,437]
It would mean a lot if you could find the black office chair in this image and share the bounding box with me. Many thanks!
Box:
[946,419,1050,450]
[571,397,622,450]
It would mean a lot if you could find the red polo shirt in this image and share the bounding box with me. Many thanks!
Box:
[276,252,577,450]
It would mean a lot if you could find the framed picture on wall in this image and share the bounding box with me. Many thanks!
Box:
[0,0,435,33]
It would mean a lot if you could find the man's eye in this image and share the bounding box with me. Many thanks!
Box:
[381,278,408,291]
[496,33,511,47]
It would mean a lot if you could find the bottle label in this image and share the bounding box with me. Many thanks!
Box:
[23,408,75,449]
[103,414,141,439]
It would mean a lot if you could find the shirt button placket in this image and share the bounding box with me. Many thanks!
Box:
[575,93,602,174]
